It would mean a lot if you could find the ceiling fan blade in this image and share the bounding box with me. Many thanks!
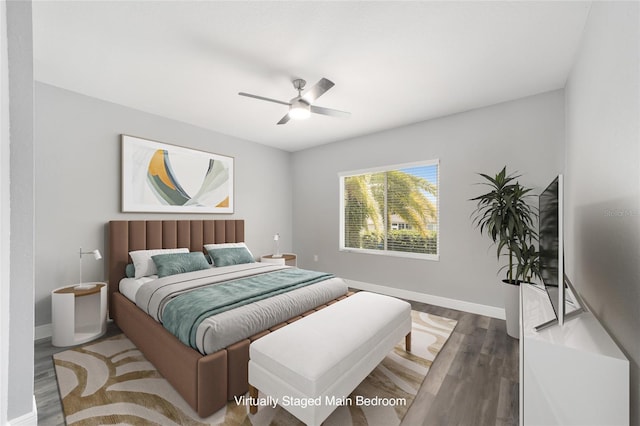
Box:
[302,78,335,103]
[238,92,291,106]
[310,105,351,119]
[277,113,291,125]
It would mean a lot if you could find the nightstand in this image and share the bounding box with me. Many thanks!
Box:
[52,282,107,347]
[261,254,297,267]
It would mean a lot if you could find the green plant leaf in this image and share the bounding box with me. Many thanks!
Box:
[470,167,539,282]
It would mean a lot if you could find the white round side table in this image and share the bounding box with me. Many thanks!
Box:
[260,253,297,267]
[51,282,107,347]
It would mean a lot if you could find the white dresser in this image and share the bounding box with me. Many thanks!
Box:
[519,283,629,425]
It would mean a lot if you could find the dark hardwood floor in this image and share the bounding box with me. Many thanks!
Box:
[34,301,518,426]
[401,301,519,426]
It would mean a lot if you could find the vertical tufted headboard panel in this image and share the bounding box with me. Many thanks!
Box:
[108,220,245,319]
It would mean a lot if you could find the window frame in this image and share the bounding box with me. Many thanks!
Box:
[338,159,440,261]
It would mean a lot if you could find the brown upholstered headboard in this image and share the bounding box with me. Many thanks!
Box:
[108,220,245,316]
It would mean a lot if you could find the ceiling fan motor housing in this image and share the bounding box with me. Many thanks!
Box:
[289,97,311,119]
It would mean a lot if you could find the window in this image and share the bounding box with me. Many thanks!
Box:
[339,160,439,260]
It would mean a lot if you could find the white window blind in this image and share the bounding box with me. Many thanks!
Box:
[339,160,439,260]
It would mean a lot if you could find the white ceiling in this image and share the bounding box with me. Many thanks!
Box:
[33,1,592,152]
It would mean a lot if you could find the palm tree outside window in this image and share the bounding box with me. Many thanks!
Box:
[339,160,439,260]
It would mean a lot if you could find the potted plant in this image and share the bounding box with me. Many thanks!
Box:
[471,167,540,338]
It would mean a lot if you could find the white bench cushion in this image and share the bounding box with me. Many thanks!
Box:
[249,291,411,397]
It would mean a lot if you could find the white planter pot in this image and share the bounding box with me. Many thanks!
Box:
[502,280,520,339]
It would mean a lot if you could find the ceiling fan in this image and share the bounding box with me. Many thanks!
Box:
[238,78,351,125]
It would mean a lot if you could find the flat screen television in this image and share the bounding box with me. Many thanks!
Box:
[538,175,564,326]
[537,174,584,330]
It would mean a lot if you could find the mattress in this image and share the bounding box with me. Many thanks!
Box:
[119,263,348,354]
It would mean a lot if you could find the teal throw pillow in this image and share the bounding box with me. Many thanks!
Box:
[151,252,211,278]
[206,246,255,267]
[125,263,136,278]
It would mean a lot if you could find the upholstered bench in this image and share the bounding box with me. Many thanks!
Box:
[248,291,412,426]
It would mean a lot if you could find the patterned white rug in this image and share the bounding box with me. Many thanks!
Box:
[54,310,457,425]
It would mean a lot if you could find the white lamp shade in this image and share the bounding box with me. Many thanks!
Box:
[289,100,311,120]
[92,249,102,260]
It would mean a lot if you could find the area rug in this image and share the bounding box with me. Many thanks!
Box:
[54,310,457,426]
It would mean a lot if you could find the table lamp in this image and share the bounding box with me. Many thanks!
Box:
[78,248,102,289]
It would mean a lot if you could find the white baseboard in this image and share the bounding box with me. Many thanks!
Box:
[34,323,52,341]
[346,280,506,320]
[8,395,37,426]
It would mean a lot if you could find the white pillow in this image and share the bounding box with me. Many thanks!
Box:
[203,242,253,265]
[129,248,189,278]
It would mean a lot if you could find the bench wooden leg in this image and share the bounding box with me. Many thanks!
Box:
[249,385,258,414]
[405,332,412,352]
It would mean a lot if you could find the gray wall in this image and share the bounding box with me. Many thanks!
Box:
[0,1,9,421]
[564,2,640,424]
[35,82,293,327]
[292,90,565,310]
[7,0,35,421]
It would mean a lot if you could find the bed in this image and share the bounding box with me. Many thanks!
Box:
[108,219,350,417]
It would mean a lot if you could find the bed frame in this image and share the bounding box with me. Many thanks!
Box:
[108,220,349,417]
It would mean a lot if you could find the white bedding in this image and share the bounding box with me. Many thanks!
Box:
[119,275,157,302]
[119,263,348,354]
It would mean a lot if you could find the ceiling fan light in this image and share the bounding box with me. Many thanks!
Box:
[289,100,311,120]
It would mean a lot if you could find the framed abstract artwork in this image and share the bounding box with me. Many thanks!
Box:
[121,135,234,213]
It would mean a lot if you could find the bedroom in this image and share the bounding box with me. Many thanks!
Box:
[2,1,639,425]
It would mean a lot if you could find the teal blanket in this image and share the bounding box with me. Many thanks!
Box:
[162,268,334,349]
